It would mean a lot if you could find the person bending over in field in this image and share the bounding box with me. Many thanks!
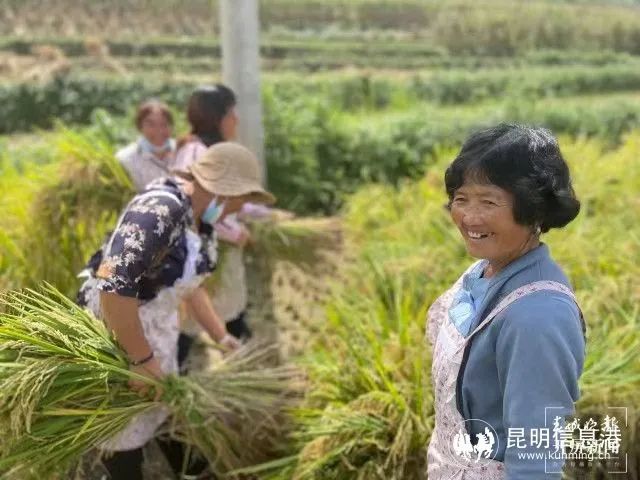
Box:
[77,143,274,479]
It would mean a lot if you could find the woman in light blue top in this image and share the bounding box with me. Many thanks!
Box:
[426,124,586,479]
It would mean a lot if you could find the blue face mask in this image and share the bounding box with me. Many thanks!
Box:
[139,136,173,155]
[201,198,226,225]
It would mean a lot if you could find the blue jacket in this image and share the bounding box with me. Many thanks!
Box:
[456,244,586,479]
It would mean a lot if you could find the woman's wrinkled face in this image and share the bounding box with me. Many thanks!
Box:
[450,181,534,266]
[140,109,172,146]
[220,106,238,141]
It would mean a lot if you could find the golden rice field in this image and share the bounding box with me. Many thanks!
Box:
[0,127,638,479]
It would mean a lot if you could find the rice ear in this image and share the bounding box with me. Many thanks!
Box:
[0,285,302,478]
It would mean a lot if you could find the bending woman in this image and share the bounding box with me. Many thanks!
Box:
[77,142,275,479]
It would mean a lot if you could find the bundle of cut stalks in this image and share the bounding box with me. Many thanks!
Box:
[0,285,302,479]
[246,217,344,358]
[248,216,342,268]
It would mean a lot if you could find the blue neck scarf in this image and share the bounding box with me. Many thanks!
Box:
[448,262,490,337]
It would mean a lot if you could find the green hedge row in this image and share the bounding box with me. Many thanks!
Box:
[271,64,640,109]
[263,93,640,214]
[3,64,640,133]
[0,36,444,59]
[0,77,195,134]
[112,49,640,74]
[4,1,640,55]
[3,35,638,72]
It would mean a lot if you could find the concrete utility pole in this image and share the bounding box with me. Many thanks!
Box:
[219,0,266,183]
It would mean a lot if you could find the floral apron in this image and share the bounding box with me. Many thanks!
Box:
[82,227,207,451]
[426,263,578,479]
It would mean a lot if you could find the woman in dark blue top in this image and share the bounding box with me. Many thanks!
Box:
[426,124,586,479]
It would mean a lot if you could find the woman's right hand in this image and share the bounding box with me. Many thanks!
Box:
[235,225,252,248]
[219,333,242,351]
[129,356,165,400]
[100,292,166,400]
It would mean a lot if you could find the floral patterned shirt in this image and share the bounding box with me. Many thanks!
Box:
[77,177,217,304]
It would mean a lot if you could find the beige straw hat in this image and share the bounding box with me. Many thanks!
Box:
[180,142,276,205]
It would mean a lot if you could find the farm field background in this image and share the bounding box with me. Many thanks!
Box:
[1,1,639,479]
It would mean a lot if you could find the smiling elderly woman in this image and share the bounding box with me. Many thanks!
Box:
[426,124,586,479]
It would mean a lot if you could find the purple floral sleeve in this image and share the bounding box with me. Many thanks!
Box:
[95,192,187,298]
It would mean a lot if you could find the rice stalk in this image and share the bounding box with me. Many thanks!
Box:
[0,284,302,479]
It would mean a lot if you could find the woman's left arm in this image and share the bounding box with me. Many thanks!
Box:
[184,286,241,350]
[496,293,586,479]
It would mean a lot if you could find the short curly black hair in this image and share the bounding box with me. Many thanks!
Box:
[444,124,580,233]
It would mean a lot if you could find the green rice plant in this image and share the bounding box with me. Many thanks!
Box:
[0,284,301,479]
[0,124,134,297]
[243,261,433,479]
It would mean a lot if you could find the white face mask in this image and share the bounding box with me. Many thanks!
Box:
[201,197,226,225]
